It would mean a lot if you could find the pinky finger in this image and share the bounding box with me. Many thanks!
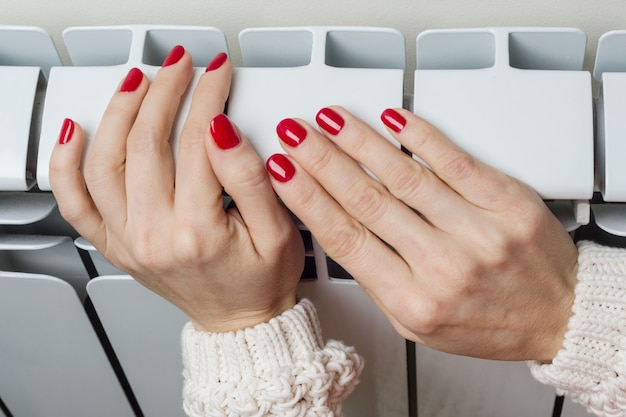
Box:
[49,118,106,249]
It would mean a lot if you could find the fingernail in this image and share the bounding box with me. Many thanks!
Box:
[316,107,344,135]
[210,113,240,150]
[119,67,144,92]
[58,118,75,145]
[266,154,296,182]
[162,45,185,67]
[205,52,228,72]
[276,118,307,147]
[381,108,406,133]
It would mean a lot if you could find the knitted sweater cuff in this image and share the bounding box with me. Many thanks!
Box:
[528,241,626,415]
[181,298,364,417]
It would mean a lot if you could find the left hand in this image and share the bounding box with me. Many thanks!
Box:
[49,49,304,332]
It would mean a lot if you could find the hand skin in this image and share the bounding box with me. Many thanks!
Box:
[267,106,578,363]
[49,50,304,333]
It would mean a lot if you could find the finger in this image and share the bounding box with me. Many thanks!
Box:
[266,153,417,308]
[175,53,231,225]
[50,119,106,249]
[386,108,521,210]
[84,66,148,232]
[208,115,295,248]
[275,116,439,256]
[314,106,482,232]
[125,45,194,216]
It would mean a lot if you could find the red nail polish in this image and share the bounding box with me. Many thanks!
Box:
[316,107,344,135]
[205,52,228,72]
[162,45,185,67]
[210,113,240,150]
[266,154,296,182]
[119,67,144,92]
[58,118,75,145]
[381,108,406,133]
[276,118,307,147]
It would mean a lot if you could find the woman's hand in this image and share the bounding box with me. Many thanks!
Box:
[266,106,578,362]
[50,47,304,333]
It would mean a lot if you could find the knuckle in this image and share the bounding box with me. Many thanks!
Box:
[493,187,546,244]
[57,203,85,226]
[345,182,390,225]
[409,122,439,151]
[127,230,169,273]
[386,160,428,202]
[323,220,368,261]
[172,229,208,264]
[170,218,229,264]
[303,141,336,177]
[474,226,523,274]
[225,158,267,191]
[102,101,133,122]
[288,179,320,213]
[404,298,445,336]
[126,124,166,154]
[514,202,546,242]
[438,150,476,184]
[344,124,371,156]
[179,121,206,146]
[487,239,511,268]
[83,156,117,186]
[152,75,188,98]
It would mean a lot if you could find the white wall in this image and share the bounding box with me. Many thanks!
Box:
[4,0,626,91]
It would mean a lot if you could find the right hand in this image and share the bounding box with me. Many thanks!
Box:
[265,106,578,362]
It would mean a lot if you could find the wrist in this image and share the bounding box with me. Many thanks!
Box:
[540,264,577,363]
[190,295,297,333]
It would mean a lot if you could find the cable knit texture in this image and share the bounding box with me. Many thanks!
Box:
[181,299,364,417]
[529,241,626,416]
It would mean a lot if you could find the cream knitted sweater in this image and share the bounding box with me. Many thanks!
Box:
[530,241,626,416]
[181,241,626,416]
[181,299,363,416]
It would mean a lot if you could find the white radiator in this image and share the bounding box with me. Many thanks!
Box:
[3,24,620,416]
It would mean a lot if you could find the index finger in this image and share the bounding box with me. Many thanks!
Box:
[266,153,417,312]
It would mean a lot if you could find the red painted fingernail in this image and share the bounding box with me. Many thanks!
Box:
[162,45,185,67]
[316,107,344,135]
[119,67,144,92]
[205,52,228,72]
[58,118,75,145]
[381,108,406,133]
[210,113,240,150]
[276,118,307,147]
[266,154,296,182]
